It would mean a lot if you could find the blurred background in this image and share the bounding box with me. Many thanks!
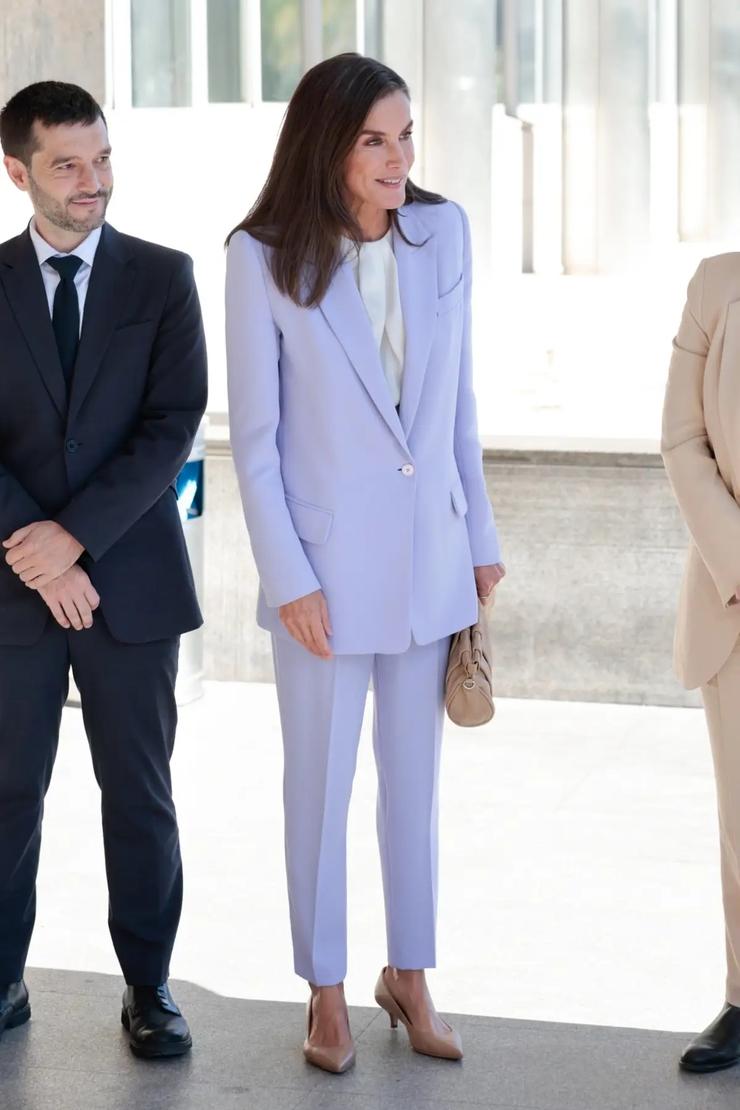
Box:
[0,5,738,1063]
[1,1,738,703]
[2,0,738,432]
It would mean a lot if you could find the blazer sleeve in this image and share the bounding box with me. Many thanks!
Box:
[661,258,740,607]
[225,233,322,608]
[451,203,502,566]
[0,463,46,538]
[54,254,208,559]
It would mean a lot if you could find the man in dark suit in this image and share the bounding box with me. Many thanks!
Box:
[0,81,207,1057]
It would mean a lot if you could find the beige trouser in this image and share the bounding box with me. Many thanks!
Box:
[703,639,740,1005]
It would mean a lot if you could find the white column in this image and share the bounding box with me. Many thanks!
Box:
[301,0,323,72]
[190,0,209,105]
[355,0,366,52]
[109,0,133,109]
[649,0,679,249]
[421,0,496,274]
[243,0,263,103]
[382,0,425,176]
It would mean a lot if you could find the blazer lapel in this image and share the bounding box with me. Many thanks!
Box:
[394,207,438,434]
[68,224,137,423]
[0,231,67,417]
[319,258,407,450]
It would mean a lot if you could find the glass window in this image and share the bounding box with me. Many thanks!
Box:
[498,0,562,111]
[208,0,244,102]
[494,1,505,104]
[542,0,563,104]
[261,0,301,101]
[563,0,650,270]
[323,0,356,59]
[518,0,537,104]
[131,0,191,107]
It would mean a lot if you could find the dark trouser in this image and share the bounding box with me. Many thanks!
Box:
[0,614,182,985]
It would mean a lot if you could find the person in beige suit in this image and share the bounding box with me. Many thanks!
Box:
[663,254,740,1073]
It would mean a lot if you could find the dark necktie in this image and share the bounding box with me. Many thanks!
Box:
[47,255,83,389]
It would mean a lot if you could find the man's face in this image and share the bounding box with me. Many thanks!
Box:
[5,117,113,234]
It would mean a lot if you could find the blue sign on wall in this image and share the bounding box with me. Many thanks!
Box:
[176,460,204,521]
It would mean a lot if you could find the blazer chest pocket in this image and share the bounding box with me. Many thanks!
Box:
[285,495,333,545]
[437,279,464,317]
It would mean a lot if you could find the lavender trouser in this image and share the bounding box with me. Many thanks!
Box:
[271,633,450,986]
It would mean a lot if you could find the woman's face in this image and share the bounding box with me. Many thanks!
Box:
[343,91,415,227]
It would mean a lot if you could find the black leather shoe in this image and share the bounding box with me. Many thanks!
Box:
[0,982,31,1037]
[680,1003,740,1073]
[121,984,192,1059]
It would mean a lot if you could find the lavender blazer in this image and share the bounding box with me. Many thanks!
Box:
[225,200,501,655]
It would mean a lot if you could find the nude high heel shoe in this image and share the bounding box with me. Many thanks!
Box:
[374,967,463,1060]
[302,990,356,1074]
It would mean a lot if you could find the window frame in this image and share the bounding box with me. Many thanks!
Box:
[106,0,370,109]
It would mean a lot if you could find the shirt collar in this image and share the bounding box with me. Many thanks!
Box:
[28,219,103,270]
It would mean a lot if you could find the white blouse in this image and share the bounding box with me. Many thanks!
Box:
[344,230,406,407]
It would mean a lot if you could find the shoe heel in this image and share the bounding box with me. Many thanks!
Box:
[6,1004,31,1031]
[374,984,406,1032]
[120,1009,130,1031]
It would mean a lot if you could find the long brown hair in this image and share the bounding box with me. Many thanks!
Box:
[227,53,444,307]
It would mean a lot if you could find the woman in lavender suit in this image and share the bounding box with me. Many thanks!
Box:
[225,53,504,1073]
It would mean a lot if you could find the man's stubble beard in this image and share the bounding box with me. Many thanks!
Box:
[28,173,112,234]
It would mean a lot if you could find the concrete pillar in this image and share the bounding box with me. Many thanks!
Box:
[420,0,496,274]
[0,0,106,106]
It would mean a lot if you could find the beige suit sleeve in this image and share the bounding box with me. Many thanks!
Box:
[661,258,740,608]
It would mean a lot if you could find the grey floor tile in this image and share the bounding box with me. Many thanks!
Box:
[0,1067,306,1110]
[23,967,120,999]
[8,971,740,1110]
[297,1094,527,1110]
[0,975,377,1095]
[322,1015,737,1110]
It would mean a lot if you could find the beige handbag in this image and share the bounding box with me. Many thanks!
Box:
[445,601,494,727]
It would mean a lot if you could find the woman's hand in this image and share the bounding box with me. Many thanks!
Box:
[474,563,506,608]
[279,589,334,659]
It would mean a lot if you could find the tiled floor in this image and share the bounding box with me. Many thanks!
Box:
[2,681,735,1107]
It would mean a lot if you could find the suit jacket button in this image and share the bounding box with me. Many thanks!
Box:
[66,439,79,453]
[401,464,415,476]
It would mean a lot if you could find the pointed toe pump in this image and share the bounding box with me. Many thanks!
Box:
[374,967,463,1061]
[302,991,356,1075]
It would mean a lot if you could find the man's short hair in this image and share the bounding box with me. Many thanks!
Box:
[0,81,106,166]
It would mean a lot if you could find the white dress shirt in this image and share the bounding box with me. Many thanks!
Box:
[344,230,405,407]
[28,220,103,334]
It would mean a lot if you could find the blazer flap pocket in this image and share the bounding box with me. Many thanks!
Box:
[110,320,156,342]
[285,495,333,545]
[437,279,464,317]
[451,476,469,516]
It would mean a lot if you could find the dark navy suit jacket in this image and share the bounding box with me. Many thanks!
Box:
[0,222,208,644]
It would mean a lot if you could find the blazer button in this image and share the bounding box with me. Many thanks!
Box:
[66,439,79,453]
[401,464,415,477]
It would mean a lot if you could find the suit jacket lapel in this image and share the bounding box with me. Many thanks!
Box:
[319,258,407,451]
[394,207,438,435]
[0,231,67,417]
[68,224,136,423]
